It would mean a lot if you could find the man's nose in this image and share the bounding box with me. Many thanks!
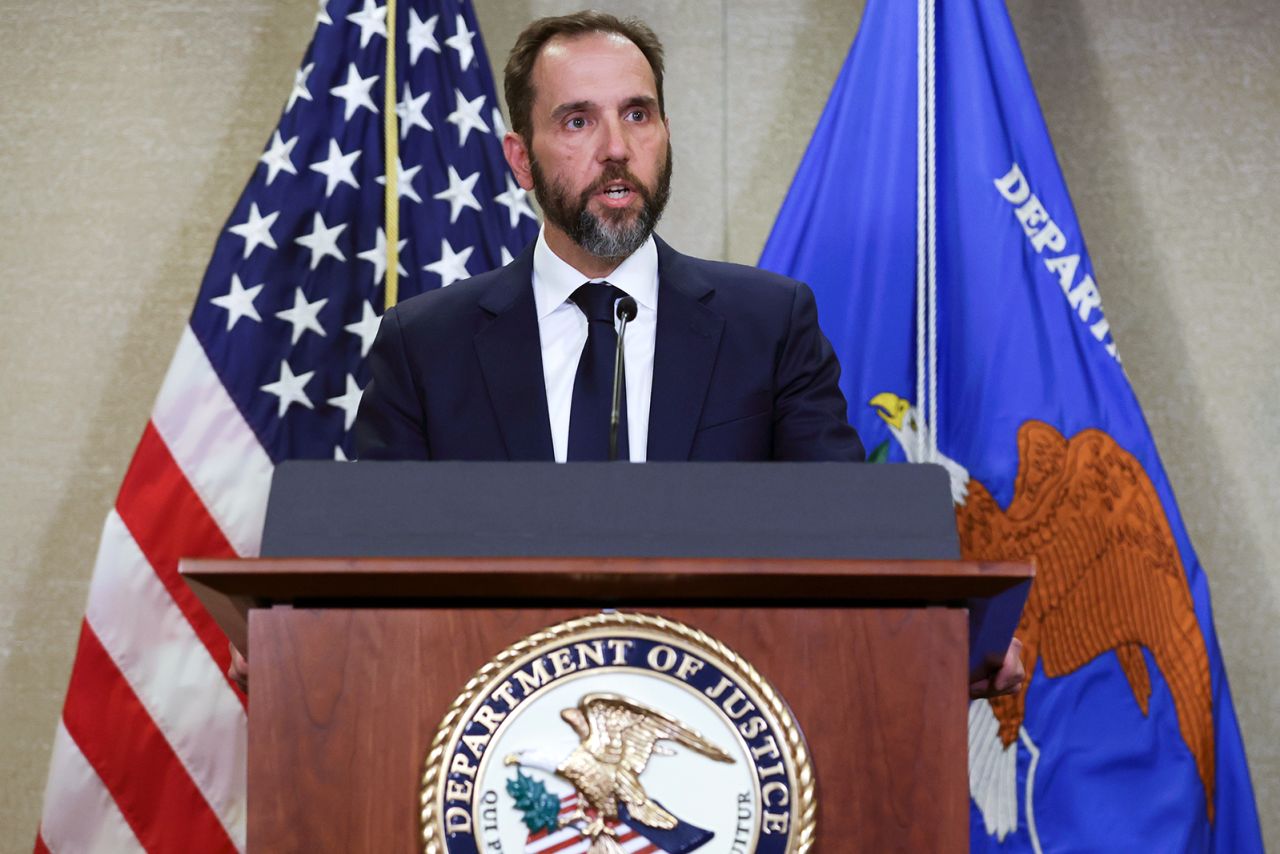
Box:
[598,116,630,162]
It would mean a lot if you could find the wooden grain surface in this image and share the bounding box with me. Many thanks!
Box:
[248,606,967,852]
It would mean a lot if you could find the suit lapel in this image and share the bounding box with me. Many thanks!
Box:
[647,239,725,461]
[473,247,555,460]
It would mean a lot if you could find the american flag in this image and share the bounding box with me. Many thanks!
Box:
[527,793,667,854]
[34,1,537,850]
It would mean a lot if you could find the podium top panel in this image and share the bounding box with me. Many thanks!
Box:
[261,461,960,560]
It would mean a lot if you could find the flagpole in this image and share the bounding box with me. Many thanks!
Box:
[925,0,938,463]
[914,0,940,463]
[915,0,928,465]
[383,0,401,309]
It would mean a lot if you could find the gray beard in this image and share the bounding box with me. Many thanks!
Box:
[571,205,655,261]
[530,144,673,263]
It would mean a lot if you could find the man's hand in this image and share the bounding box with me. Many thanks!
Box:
[228,643,249,693]
[969,637,1025,699]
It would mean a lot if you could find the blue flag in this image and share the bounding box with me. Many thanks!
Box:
[760,1,1263,850]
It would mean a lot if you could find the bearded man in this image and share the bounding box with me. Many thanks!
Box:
[353,10,865,464]
[238,12,1024,701]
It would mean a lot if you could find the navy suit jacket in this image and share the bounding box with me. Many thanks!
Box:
[353,237,864,462]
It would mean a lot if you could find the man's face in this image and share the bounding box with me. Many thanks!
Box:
[506,32,672,264]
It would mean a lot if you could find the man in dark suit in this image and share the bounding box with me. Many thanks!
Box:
[354,10,865,464]
[241,12,1024,699]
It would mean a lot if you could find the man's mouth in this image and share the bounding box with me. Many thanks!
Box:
[592,179,638,207]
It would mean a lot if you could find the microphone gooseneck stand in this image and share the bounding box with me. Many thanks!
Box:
[609,296,639,462]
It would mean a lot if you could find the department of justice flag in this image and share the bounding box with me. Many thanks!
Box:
[35,2,537,851]
[761,0,1263,850]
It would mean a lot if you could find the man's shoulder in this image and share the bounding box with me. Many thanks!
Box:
[656,237,807,306]
[681,254,805,292]
[389,256,527,329]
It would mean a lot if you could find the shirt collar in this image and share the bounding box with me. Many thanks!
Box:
[531,226,659,320]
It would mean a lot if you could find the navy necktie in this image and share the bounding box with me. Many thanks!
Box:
[567,283,628,461]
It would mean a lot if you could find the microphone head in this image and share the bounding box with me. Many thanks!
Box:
[616,295,638,322]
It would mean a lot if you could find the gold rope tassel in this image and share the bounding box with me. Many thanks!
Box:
[382,0,401,309]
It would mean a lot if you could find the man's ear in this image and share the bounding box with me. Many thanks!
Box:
[503,131,534,191]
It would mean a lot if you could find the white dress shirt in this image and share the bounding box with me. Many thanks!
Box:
[531,228,658,462]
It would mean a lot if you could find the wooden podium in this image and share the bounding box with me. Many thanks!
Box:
[182,463,1031,853]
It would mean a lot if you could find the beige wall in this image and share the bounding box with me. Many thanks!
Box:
[1,0,1275,845]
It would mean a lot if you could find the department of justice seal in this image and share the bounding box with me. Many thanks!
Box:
[421,612,815,854]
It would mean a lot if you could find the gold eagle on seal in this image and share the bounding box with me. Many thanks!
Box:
[506,692,734,853]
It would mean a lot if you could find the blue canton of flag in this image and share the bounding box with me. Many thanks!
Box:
[761,0,1264,851]
[195,0,539,463]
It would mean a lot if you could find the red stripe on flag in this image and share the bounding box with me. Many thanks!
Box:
[537,833,591,854]
[115,422,244,704]
[62,622,236,854]
[32,832,50,854]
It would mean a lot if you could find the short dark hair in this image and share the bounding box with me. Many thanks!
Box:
[504,10,666,142]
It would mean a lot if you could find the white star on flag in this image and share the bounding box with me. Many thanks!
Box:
[310,138,362,197]
[227,202,279,259]
[445,13,476,71]
[375,160,424,204]
[407,10,441,64]
[261,360,315,418]
[494,174,538,228]
[424,237,474,288]
[315,0,332,26]
[447,89,490,146]
[357,227,407,286]
[501,246,514,266]
[330,62,380,121]
[345,300,382,358]
[334,444,350,461]
[209,273,264,330]
[275,287,329,344]
[396,84,433,139]
[346,0,387,49]
[295,212,348,269]
[259,131,299,185]
[434,166,482,223]
[287,62,314,113]
[327,374,365,431]
[491,107,508,139]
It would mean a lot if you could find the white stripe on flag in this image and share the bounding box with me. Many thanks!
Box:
[152,326,274,557]
[40,722,146,854]
[84,510,248,849]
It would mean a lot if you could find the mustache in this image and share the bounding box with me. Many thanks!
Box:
[580,165,650,203]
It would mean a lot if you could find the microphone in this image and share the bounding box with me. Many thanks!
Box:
[609,295,638,462]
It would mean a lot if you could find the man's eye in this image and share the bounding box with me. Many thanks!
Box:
[626,109,647,122]
[567,117,587,129]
